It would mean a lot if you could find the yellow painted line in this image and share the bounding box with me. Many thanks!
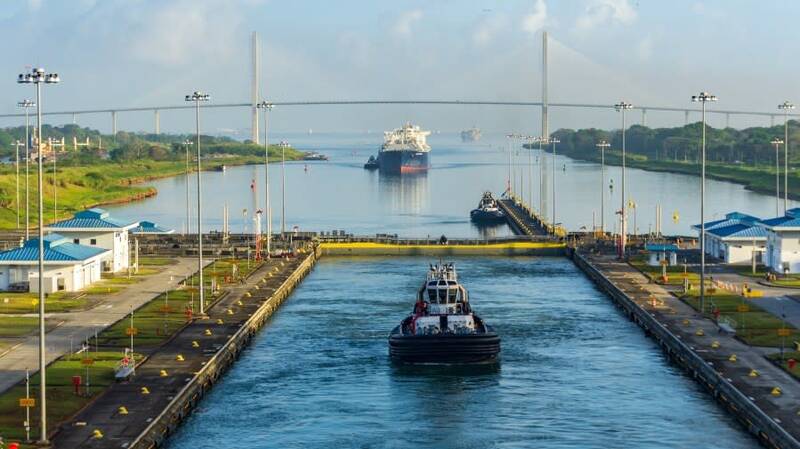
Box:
[319,241,565,250]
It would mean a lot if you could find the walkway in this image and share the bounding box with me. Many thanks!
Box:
[0,258,206,394]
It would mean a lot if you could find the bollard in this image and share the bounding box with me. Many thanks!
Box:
[682,319,690,326]
[192,340,200,348]
[141,387,150,395]
[711,341,720,349]
[160,370,168,377]
[237,300,244,306]
[176,354,185,362]
[216,318,224,325]
[118,406,128,415]
[729,354,737,363]
[695,329,705,336]
[93,429,104,439]
[749,369,759,377]
[245,292,252,297]
[789,359,797,370]
[227,309,234,315]
[204,329,212,336]
[771,387,782,397]
[254,285,260,290]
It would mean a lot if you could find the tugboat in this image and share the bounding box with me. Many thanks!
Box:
[388,263,500,364]
[363,155,379,170]
[470,191,506,224]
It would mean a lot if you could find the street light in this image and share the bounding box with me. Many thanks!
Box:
[17,100,35,240]
[691,91,717,316]
[550,137,560,230]
[779,101,795,213]
[771,138,784,217]
[614,101,634,259]
[185,91,209,317]
[18,67,59,446]
[281,135,287,236]
[537,135,548,216]
[182,139,192,235]
[595,140,610,234]
[12,140,24,230]
[257,101,274,258]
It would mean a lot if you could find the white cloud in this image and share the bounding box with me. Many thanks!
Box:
[473,14,508,47]
[576,0,637,30]
[125,0,244,67]
[637,35,652,61]
[522,0,548,35]
[392,9,423,38]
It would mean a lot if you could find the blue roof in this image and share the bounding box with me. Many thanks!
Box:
[645,243,679,252]
[692,212,761,231]
[760,216,800,229]
[132,221,174,234]
[0,233,108,262]
[47,208,136,230]
[708,223,768,239]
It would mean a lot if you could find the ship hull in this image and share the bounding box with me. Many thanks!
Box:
[388,326,501,364]
[378,150,430,173]
[470,208,506,224]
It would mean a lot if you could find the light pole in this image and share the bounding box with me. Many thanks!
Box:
[538,136,547,217]
[779,101,794,213]
[771,138,784,217]
[505,134,513,194]
[182,139,192,235]
[692,91,717,316]
[17,100,35,240]
[185,91,209,317]
[596,140,610,234]
[18,67,59,446]
[281,138,286,236]
[551,137,560,230]
[13,140,24,229]
[257,101,274,258]
[614,101,634,259]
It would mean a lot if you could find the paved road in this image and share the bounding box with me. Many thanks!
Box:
[0,258,206,394]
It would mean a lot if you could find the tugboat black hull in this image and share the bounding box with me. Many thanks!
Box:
[470,209,506,224]
[389,327,501,364]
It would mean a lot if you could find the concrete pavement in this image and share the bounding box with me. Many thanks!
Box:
[0,258,207,394]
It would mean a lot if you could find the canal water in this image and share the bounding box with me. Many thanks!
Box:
[107,132,796,238]
[165,257,758,449]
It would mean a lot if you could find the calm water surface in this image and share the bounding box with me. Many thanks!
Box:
[165,257,757,449]
[108,132,797,238]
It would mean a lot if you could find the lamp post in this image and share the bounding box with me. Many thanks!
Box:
[779,101,794,214]
[596,140,610,234]
[551,137,560,229]
[538,136,547,217]
[614,101,634,259]
[185,91,209,317]
[13,140,24,229]
[257,101,274,258]
[692,91,717,316]
[505,134,514,194]
[281,138,287,236]
[771,138,784,217]
[18,67,59,446]
[182,139,192,235]
[17,100,35,240]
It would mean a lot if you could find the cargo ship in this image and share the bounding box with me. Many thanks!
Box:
[377,123,431,173]
[389,263,501,365]
[460,126,481,142]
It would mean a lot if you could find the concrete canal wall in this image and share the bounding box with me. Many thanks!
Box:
[127,248,319,449]
[318,240,566,256]
[572,250,800,449]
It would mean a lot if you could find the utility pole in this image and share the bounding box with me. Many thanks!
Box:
[772,138,784,217]
[779,101,794,214]
[258,101,274,257]
[596,140,610,234]
[692,91,718,316]
[615,101,634,259]
[185,91,210,316]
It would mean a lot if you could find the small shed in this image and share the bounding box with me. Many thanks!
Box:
[645,243,679,267]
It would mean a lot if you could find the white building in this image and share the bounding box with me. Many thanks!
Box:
[44,208,137,272]
[759,208,800,274]
[692,212,766,265]
[0,234,109,293]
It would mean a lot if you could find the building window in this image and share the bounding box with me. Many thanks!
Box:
[73,238,80,244]
[90,239,97,245]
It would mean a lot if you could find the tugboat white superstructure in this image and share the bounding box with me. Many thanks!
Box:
[389,263,500,364]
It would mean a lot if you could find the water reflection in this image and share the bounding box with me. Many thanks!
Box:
[378,172,429,216]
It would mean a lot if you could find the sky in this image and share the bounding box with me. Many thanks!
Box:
[0,0,798,136]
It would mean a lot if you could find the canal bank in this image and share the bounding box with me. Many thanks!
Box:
[572,250,800,449]
[50,247,318,448]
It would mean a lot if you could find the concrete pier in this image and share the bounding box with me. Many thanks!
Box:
[573,250,800,449]
[51,248,318,448]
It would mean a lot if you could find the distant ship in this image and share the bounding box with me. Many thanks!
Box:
[303,152,329,161]
[460,126,481,142]
[377,123,431,173]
